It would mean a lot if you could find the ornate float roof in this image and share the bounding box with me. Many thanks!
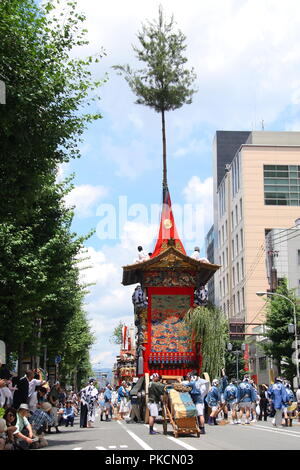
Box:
[122,242,220,286]
[151,184,185,257]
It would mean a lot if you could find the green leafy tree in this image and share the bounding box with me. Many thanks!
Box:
[113,5,197,185]
[58,306,95,388]
[261,278,299,383]
[0,0,104,217]
[110,321,125,346]
[185,305,229,379]
[0,0,104,375]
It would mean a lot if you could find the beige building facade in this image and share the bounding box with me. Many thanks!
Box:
[213,132,300,333]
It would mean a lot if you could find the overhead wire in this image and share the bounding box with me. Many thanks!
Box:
[222,223,300,333]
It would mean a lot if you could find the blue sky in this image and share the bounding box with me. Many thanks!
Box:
[59,0,300,368]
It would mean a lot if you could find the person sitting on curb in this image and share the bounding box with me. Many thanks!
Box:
[13,404,35,449]
[63,400,75,427]
[3,408,17,450]
[29,402,54,448]
[47,381,61,434]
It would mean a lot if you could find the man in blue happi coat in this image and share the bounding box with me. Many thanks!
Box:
[237,375,256,424]
[224,378,239,424]
[206,379,221,425]
[186,375,209,434]
[267,377,288,427]
[283,380,295,427]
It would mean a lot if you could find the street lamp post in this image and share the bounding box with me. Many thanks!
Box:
[256,291,299,388]
[227,342,246,381]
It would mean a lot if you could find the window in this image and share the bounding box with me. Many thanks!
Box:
[222,252,225,268]
[298,250,300,265]
[242,287,245,309]
[231,211,234,230]
[236,234,239,254]
[225,220,228,239]
[240,228,244,249]
[232,239,235,259]
[240,198,243,220]
[218,181,226,216]
[232,267,235,286]
[237,262,240,282]
[223,277,226,296]
[264,165,300,206]
[259,357,267,371]
[226,247,228,266]
[219,281,222,298]
[235,205,238,226]
[233,295,236,315]
[241,258,244,278]
[237,291,240,313]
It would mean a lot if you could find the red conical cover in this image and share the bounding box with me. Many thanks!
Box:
[151,184,186,257]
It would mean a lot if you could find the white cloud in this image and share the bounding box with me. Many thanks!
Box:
[64,184,108,218]
[81,221,157,367]
[75,0,300,131]
[60,0,300,183]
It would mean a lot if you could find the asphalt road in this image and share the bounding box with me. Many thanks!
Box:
[40,412,300,451]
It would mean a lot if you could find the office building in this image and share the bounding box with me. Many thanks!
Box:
[211,131,300,333]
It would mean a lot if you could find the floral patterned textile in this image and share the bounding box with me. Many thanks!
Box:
[151,294,192,353]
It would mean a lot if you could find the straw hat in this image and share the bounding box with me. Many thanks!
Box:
[41,402,52,413]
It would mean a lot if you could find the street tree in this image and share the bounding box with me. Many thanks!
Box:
[0,0,104,374]
[110,321,126,346]
[261,278,299,383]
[113,5,197,186]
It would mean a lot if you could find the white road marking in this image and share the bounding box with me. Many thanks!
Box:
[247,424,300,438]
[117,420,153,450]
[143,423,197,450]
[72,447,82,450]
[108,445,117,449]
[95,446,106,450]
[166,436,197,450]
[120,445,128,448]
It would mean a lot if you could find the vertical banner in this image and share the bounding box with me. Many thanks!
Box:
[122,326,128,350]
[244,344,249,372]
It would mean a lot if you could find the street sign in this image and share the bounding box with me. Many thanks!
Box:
[55,355,62,364]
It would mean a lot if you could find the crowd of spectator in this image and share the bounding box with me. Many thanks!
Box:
[0,364,80,450]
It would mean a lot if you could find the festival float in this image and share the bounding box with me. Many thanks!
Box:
[113,325,136,386]
[122,183,220,382]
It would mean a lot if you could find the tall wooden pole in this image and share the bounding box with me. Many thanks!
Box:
[161,109,167,187]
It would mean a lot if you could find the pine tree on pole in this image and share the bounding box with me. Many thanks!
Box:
[113,5,197,186]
